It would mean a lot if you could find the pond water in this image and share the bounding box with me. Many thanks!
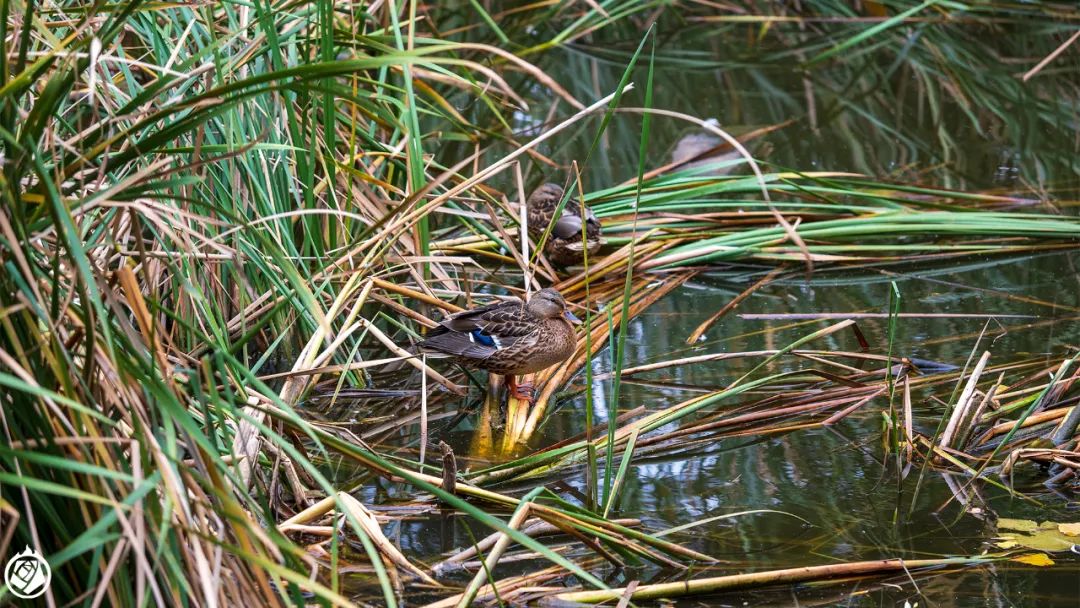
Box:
[536,253,1080,606]
[350,251,1076,607]
[333,15,1080,606]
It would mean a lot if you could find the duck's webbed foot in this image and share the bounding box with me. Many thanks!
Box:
[505,375,535,403]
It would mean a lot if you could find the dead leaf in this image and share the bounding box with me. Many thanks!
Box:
[1058,523,1080,537]
[1010,553,1055,566]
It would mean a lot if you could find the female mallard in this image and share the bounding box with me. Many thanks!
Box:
[527,183,603,267]
[419,288,580,402]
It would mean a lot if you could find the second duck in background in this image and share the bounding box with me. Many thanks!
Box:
[526,183,603,267]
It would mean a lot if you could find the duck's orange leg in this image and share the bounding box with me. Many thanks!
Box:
[505,375,535,403]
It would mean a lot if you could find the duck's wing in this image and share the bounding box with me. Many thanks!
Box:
[551,212,585,239]
[551,206,603,241]
[420,299,537,360]
[439,298,520,330]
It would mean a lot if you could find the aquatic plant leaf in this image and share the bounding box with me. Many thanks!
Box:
[995,519,1078,552]
[1010,553,1055,566]
[997,518,1038,532]
[1058,523,1080,537]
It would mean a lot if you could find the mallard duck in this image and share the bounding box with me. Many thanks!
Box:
[419,288,581,402]
[526,183,603,267]
[669,121,772,175]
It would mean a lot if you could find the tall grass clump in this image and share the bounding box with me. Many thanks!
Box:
[0,1,602,604]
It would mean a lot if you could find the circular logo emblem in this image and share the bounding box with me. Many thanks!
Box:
[4,546,51,599]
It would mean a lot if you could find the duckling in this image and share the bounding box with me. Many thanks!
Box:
[526,183,603,267]
[419,288,580,402]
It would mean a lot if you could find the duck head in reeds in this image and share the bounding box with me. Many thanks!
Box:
[419,287,581,402]
[526,183,603,267]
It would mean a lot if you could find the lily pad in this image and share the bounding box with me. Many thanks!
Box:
[1059,523,1080,537]
[995,518,1080,552]
[998,518,1039,532]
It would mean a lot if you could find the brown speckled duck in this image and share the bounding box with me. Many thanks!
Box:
[526,183,603,267]
[419,288,580,402]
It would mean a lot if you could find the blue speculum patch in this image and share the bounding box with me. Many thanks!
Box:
[471,328,496,347]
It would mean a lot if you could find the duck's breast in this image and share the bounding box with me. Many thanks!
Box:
[506,320,576,375]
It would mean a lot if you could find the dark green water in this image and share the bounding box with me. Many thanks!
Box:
[536,253,1080,606]
[341,252,1080,606]
[342,13,1080,606]
[372,252,1077,606]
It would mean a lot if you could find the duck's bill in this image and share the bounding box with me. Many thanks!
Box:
[563,310,583,325]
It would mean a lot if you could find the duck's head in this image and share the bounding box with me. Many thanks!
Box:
[527,288,581,325]
[527,183,564,208]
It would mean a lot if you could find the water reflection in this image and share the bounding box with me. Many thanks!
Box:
[351,12,1080,602]
[423,252,1079,606]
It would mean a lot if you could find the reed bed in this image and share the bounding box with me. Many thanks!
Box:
[2,1,1079,606]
